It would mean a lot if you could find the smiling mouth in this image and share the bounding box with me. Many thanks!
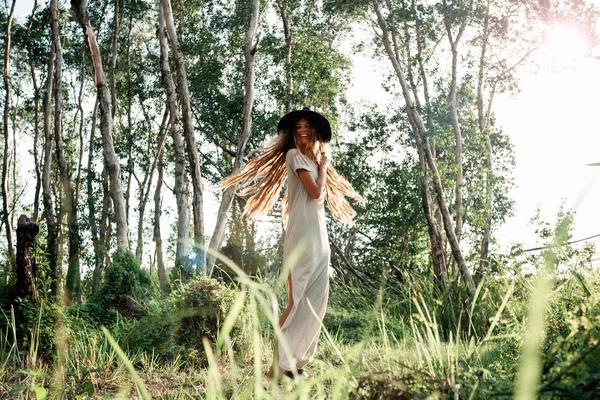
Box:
[299,134,308,138]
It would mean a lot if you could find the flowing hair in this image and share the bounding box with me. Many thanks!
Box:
[218,126,364,226]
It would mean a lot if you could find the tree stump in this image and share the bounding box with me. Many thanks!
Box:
[16,215,40,302]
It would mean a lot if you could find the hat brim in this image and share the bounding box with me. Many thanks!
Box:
[277,109,332,143]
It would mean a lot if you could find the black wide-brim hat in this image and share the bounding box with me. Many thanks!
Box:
[277,107,332,143]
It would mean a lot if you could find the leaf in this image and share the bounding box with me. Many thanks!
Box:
[34,386,48,400]
[83,381,94,396]
[10,385,28,394]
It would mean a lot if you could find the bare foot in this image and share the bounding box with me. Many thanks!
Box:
[265,365,284,381]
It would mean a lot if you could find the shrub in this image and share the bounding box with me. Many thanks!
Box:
[118,297,176,357]
[91,250,157,320]
[324,308,372,344]
[541,278,600,398]
[173,275,246,364]
[9,298,58,359]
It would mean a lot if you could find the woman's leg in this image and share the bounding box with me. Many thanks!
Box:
[266,275,294,379]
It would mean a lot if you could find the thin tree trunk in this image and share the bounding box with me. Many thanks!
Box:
[477,1,493,281]
[372,0,475,296]
[75,44,86,205]
[411,0,447,283]
[154,139,167,290]
[88,98,104,295]
[157,5,190,271]
[71,0,129,251]
[51,0,80,305]
[388,1,447,284]
[100,166,112,271]
[125,13,134,222]
[110,0,119,119]
[442,0,471,240]
[207,0,260,275]
[26,0,42,221]
[276,0,292,112]
[42,39,58,295]
[135,107,168,262]
[2,0,17,266]
[161,0,206,273]
[417,140,447,284]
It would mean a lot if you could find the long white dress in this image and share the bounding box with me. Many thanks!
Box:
[278,148,330,371]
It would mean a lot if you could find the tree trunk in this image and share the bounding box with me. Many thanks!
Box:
[42,40,58,296]
[393,0,447,285]
[372,0,475,296]
[15,215,40,302]
[52,0,81,305]
[448,40,464,239]
[157,5,190,271]
[443,1,471,241]
[135,107,168,262]
[71,0,129,251]
[477,2,493,282]
[154,144,168,290]
[417,141,448,284]
[161,0,206,273]
[207,0,260,275]
[110,0,119,119]
[75,44,86,205]
[276,0,292,112]
[26,0,42,221]
[100,166,112,265]
[125,14,134,223]
[2,0,17,266]
[88,98,104,295]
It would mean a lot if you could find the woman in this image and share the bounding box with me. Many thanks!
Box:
[219,107,363,380]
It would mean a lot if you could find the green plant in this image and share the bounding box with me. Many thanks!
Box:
[90,250,157,320]
[173,275,247,366]
[10,370,49,399]
[65,364,98,398]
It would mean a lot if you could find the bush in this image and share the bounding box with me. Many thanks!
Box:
[90,250,157,320]
[118,298,176,357]
[8,298,58,359]
[173,275,247,364]
[324,308,372,344]
[541,278,600,398]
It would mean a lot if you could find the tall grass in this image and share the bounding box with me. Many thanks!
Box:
[1,238,598,399]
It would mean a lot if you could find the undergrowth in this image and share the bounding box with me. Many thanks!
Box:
[1,247,599,399]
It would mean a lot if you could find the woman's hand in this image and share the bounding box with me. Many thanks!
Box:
[319,152,330,170]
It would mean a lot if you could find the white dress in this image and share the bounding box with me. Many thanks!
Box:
[278,148,330,371]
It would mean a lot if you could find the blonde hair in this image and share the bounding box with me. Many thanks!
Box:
[218,125,364,226]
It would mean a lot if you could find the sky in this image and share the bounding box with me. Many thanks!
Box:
[10,0,600,256]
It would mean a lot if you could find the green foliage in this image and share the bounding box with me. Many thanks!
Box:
[117,296,175,357]
[89,250,157,321]
[7,299,58,360]
[173,275,247,365]
[541,274,600,398]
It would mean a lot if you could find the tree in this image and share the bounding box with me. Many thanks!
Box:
[160,0,206,273]
[207,0,260,274]
[51,0,81,304]
[157,2,190,273]
[371,0,477,296]
[2,0,17,266]
[71,0,129,252]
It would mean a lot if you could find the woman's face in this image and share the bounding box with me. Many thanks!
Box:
[294,118,314,148]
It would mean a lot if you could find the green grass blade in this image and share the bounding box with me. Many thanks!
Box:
[101,326,151,400]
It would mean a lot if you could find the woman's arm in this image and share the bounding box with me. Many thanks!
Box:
[297,153,329,200]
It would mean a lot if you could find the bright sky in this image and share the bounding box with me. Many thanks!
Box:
[11,0,600,256]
